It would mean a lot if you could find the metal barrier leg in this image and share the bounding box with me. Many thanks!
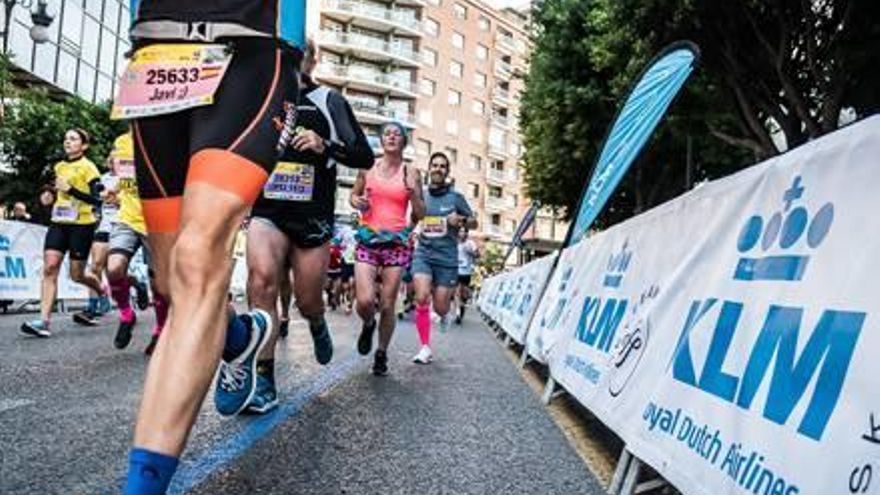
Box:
[541,376,557,405]
[608,448,632,495]
[503,334,512,347]
[518,347,530,368]
[620,455,642,495]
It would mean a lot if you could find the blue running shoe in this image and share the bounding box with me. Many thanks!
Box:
[246,375,279,414]
[214,309,272,416]
[309,316,333,365]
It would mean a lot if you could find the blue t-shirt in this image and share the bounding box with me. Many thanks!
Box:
[415,186,474,267]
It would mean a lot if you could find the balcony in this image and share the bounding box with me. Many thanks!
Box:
[348,98,417,128]
[495,33,516,53]
[485,195,512,212]
[336,164,360,185]
[491,113,510,129]
[315,63,418,99]
[488,142,508,160]
[492,87,510,106]
[318,30,421,68]
[321,0,423,37]
[485,224,504,238]
[486,167,507,185]
[494,60,513,78]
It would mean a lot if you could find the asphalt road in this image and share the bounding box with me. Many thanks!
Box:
[0,306,605,494]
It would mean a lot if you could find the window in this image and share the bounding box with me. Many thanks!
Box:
[472,99,485,115]
[453,3,468,19]
[452,31,464,49]
[512,194,519,207]
[444,146,458,164]
[448,90,461,106]
[507,219,517,234]
[420,78,436,96]
[469,155,482,171]
[469,183,481,199]
[446,119,459,135]
[476,44,488,61]
[490,213,501,226]
[416,138,432,157]
[491,160,505,171]
[423,48,437,67]
[474,72,487,88]
[478,15,490,31]
[425,17,439,37]
[419,108,433,126]
[449,60,463,78]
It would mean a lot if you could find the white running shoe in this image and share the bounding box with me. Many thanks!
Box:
[413,345,433,364]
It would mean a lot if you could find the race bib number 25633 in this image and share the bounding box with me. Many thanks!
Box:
[111,44,233,120]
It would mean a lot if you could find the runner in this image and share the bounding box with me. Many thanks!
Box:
[338,217,357,314]
[20,129,107,338]
[103,132,165,354]
[410,152,477,363]
[244,39,374,414]
[352,122,425,376]
[120,1,302,492]
[73,160,118,325]
[326,239,344,310]
[454,228,479,325]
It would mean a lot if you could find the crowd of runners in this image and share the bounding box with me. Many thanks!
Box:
[10,1,487,492]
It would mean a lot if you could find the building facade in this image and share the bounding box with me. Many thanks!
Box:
[4,0,131,104]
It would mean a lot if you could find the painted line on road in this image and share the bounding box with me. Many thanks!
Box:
[0,398,35,414]
[168,352,363,494]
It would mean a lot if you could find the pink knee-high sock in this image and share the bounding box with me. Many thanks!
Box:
[152,292,169,336]
[109,277,134,322]
[415,302,431,347]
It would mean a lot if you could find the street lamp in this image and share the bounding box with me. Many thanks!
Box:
[2,0,54,53]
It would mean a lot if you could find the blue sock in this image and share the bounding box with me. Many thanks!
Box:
[87,297,98,313]
[124,448,179,495]
[223,313,252,361]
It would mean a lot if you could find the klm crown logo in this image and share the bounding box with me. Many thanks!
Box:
[604,240,632,288]
[0,235,10,251]
[734,176,834,282]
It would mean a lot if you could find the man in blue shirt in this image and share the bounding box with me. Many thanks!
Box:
[410,152,477,364]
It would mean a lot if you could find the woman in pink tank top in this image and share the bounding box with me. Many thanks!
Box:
[350,122,425,376]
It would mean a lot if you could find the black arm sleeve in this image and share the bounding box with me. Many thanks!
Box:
[326,91,375,170]
[68,178,103,206]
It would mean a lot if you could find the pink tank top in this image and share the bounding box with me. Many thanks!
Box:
[362,163,409,233]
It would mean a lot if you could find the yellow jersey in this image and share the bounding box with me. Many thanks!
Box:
[111,133,147,234]
[52,156,101,225]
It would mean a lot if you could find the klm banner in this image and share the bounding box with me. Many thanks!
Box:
[569,43,698,245]
[0,221,89,300]
[478,253,557,344]
[526,116,880,495]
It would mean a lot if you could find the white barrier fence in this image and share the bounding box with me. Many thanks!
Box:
[0,220,89,300]
[479,116,880,495]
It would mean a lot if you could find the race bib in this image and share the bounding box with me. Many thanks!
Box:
[112,44,233,120]
[263,162,315,201]
[423,216,448,238]
[51,199,78,223]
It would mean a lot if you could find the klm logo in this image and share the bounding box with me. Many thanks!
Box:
[515,278,535,317]
[0,234,26,279]
[734,176,834,282]
[503,277,523,310]
[574,242,632,353]
[670,177,864,441]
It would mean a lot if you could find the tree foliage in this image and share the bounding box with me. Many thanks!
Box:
[519,0,879,227]
[0,53,124,206]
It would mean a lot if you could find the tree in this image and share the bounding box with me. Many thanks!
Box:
[476,243,506,282]
[0,71,124,206]
[519,0,878,227]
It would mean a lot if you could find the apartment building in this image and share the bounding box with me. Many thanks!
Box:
[312,0,555,255]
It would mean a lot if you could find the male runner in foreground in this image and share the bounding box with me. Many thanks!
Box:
[120,1,302,492]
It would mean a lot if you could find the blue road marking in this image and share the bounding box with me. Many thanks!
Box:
[108,352,362,494]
